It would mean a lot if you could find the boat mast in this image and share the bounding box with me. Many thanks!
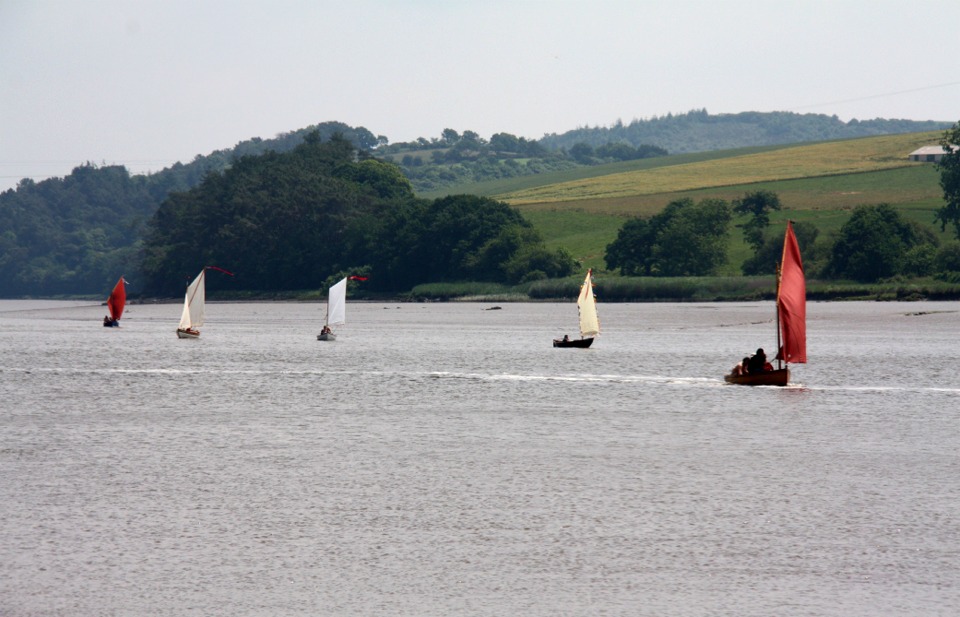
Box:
[775,261,783,370]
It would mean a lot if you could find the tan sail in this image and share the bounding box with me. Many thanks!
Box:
[577,269,599,338]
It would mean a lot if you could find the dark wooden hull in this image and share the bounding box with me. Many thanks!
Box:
[553,337,594,348]
[724,368,789,386]
[103,320,119,327]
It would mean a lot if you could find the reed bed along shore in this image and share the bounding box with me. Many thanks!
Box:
[408,276,960,303]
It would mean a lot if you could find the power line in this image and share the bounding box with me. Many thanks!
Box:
[791,81,960,112]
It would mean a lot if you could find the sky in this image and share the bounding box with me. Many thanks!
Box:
[2,0,959,193]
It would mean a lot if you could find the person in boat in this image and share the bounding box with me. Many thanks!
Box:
[731,356,749,376]
[103,315,117,327]
[732,357,750,376]
[321,325,332,336]
[562,334,569,342]
[748,348,768,373]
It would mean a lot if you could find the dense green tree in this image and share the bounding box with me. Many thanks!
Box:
[441,128,460,145]
[489,132,521,153]
[594,142,636,161]
[934,241,960,275]
[365,195,575,290]
[651,198,731,276]
[569,143,594,164]
[605,198,731,276]
[827,204,935,282]
[901,243,937,277]
[140,133,407,295]
[934,121,960,239]
[604,217,655,276]
[0,163,155,296]
[733,190,782,252]
[741,220,819,275]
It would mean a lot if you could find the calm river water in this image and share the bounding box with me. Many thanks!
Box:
[1,299,958,616]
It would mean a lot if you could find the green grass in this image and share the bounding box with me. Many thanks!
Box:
[520,209,625,271]
[406,131,959,300]
[420,144,792,199]
[496,132,944,205]
[497,136,949,278]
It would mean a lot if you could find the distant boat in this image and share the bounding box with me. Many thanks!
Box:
[554,269,599,348]
[175,266,233,338]
[102,276,126,327]
[725,221,807,386]
[317,277,347,341]
[176,269,206,339]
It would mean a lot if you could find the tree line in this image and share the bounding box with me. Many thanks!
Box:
[378,128,668,193]
[2,119,959,297]
[140,133,576,296]
[539,109,951,155]
[605,127,960,286]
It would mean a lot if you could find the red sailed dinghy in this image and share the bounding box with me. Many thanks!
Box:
[725,221,806,386]
[103,276,126,327]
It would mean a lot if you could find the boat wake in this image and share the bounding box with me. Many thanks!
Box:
[429,371,721,387]
[9,367,957,394]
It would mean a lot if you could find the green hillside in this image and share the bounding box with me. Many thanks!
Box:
[468,132,948,274]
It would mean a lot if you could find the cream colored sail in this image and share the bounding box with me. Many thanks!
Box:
[178,270,206,330]
[576,269,599,338]
[325,277,347,326]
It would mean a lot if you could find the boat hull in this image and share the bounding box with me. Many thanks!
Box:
[724,368,789,386]
[103,320,119,327]
[176,328,200,339]
[553,337,594,348]
[317,332,336,341]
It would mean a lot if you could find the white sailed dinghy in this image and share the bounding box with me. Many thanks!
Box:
[176,269,206,339]
[318,277,347,341]
[176,266,233,339]
[553,269,600,348]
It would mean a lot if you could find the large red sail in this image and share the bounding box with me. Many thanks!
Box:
[107,276,126,321]
[777,222,806,364]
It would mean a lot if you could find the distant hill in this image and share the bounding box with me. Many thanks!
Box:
[537,109,951,155]
[0,112,954,297]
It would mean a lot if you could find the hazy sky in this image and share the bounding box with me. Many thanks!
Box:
[2,0,959,192]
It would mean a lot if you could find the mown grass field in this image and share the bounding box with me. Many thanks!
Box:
[467,131,949,276]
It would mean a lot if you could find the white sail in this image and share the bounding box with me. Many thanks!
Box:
[178,270,206,330]
[577,270,599,338]
[325,277,347,326]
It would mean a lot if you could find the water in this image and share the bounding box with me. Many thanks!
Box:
[1,299,958,616]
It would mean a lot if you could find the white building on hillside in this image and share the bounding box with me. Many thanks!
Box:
[908,145,956,163]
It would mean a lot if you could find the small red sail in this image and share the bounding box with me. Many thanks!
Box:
[777,222,806,364]
[107,276,126,321]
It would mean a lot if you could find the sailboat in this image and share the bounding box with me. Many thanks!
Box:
[317,277,347,341]
[176,269,207,339]
[103,276,126,327]
[554,269,600,348]
[725,221,806,386]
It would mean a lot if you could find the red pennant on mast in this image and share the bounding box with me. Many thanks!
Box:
[206,266,235,276]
